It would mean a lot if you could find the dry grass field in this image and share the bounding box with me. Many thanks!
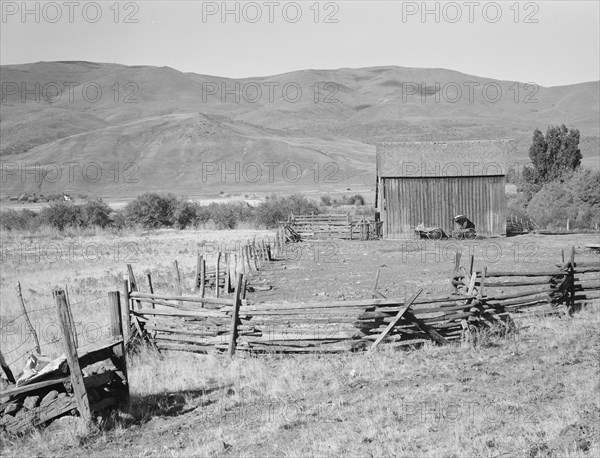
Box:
[1,229,599,457]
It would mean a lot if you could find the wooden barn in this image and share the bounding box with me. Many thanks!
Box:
[375,140,514,239]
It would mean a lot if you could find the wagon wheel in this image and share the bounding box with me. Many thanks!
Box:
[465,230,477,239]
[429,229,443,240]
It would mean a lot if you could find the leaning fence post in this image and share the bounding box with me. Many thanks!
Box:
[16,281,41,354]
[173,260,183,305]
[369,289,423,352]
[108,291,130,410]
[127,264,142,310]
[228,274,244,357]
[53,288,92,426]
[146,273,155,309]
[372,269,381,297]
[0,350,15,384]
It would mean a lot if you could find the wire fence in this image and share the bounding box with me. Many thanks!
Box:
[1,294,113,372]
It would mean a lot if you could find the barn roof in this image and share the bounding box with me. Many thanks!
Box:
[376,139,513,178]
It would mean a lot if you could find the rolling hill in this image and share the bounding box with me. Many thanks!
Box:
[1,61,598,198]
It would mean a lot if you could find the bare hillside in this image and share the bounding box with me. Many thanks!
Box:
[1,62,598,197]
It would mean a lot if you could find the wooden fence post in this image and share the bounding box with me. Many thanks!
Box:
[16,281,41,354]
[372,269,381,297]
[233,253,239,287]
[252,243,259,271]
[127,264,142,310]
[479,267,487,298]
[108,291,130,410]
[451,252,462,293]
[63,286,79,348]
[121,280,131,346]
[238,247,244,276]
[242,277,248,300]
[200,258,206,300]
[53,288,92,425]
[228,274,244,357]
[215,252,221,298]
[194,253,203,293]
[224,252,232,293]
[173,260,183,305]
[108,291,122,338]
[146,273,155,309]
[245,245,252,273]
[0,350,16,384]
[569,246,576,312]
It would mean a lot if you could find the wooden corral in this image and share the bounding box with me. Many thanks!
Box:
[127,244,599,355]
[122,237,278,354]
[376,140,514,238]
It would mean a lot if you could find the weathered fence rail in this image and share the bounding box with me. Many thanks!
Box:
[129,245,599,356]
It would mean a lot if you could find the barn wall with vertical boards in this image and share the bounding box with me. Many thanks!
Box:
[380,176,506,238]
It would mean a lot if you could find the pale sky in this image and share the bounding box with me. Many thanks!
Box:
[1,1,599,87]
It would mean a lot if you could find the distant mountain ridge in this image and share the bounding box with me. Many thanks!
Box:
[1,61,598,197]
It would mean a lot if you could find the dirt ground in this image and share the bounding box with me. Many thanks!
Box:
[251,232,600,303]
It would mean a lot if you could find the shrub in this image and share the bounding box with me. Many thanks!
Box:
[208,202,253,229]
[171,199,213,229]
[81,199,112,228]
[320,195,332,206]
[526,169,600,229]
[349,194,365,206]
[254,199,287,229]
[39,202,85,230]
[0,209,39,231]
[255,194,319,228]
[111,210,127,230]
[286,194,320,215]
[123,193,178,229]
[329,194,366,207]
